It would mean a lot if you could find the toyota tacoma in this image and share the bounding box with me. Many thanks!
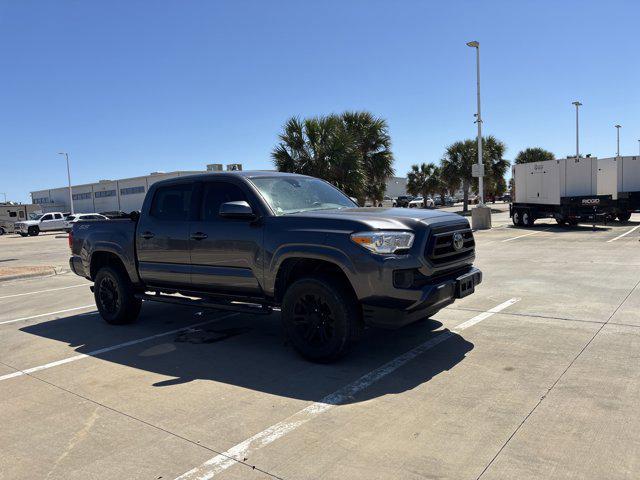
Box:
[69,172,481,361]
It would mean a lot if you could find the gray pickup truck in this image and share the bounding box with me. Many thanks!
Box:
[69,171,481,361]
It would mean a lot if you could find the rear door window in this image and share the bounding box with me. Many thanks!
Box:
[150,184,193,221]
[200,182,247,221]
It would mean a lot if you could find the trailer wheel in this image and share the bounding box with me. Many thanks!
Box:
[0,227,4,235]
[617,211,632,223]
[522,211,534,227]
[512,210,523,226]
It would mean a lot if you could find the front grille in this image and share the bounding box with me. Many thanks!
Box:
[425,225,475,266]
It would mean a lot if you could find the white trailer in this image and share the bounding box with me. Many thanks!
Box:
[597,156,640,221]
[511,157,614,227]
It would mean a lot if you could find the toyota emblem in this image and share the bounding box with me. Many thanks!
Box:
[452,232,464,251]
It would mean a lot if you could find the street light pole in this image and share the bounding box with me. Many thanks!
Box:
[58,152,74,214]
[0,192,6,203]
[637,139,639,156]
[467,40,483,205]
[572,101,582,159]
[615,125,622,158]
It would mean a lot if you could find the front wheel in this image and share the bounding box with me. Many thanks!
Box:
[28,226,39,236]
[94,266,142,325]
[281,275,361,362]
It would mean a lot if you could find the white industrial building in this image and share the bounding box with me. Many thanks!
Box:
[30,164,243,214]
[31,165,411,214]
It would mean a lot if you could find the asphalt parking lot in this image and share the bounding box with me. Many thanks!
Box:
[1,210,639,480]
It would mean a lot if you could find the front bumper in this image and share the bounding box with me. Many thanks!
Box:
[362,267,482,328]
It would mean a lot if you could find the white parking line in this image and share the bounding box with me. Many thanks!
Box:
[501,228,550,243]
[0,284,88,300]
[0,313,237,382]
[0,305,96,326]
[175,298,520,480]
[606,225,640,243]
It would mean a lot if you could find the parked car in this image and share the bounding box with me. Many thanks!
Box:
[99,211,130,219]
[408,196,435,209]
[395,195,414,208]
[14,212,66,237]
[64,213,109,232]
[378,196,396,208]
[69,171,481,362]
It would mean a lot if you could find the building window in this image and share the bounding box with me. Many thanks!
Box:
[33,197,50,204]
[72,192,92,201]
[95,190,116,198]
[120,186,145,196]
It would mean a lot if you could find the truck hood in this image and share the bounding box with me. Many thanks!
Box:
[288,207,468,230]
[15,220,38,226]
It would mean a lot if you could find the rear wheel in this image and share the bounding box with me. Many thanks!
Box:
[94,266,142,325]
[521,211,534,227]
[281,275,361,362]
[28,226,39,236]
[512,210,522,226]
[618,211,632,222]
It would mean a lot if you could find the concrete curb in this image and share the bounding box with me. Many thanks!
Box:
[0,266,68,283]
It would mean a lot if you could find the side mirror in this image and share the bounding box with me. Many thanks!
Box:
[219,201,255,219]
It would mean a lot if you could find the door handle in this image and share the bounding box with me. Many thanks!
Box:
[191,232,208,241]
[141,231,155,239]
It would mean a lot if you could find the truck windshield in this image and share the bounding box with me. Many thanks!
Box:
[250,177,356,216]
[29,213,43,221]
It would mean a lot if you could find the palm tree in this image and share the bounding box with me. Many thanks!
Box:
[482,136,509,202]
[272,115,363,198]
[440,137,509,210]
[341,111,394,205]
[407,162,437,207]
[441,140,476,212]
[272,111,394,202]
[515,147,554,164]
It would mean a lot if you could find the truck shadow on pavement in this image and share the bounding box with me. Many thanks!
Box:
[21,302,474,405]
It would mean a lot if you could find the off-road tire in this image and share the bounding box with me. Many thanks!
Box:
[94,266,142,325]
[281,275,362,362]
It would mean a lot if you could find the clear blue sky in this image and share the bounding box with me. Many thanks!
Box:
[1,0,639,203]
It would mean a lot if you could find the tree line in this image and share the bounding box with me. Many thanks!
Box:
[272,110,556,212]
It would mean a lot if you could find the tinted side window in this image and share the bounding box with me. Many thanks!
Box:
[150,184,193,221]
[42,214,53,221]
[201,182,247,221]
[54,213,63,219]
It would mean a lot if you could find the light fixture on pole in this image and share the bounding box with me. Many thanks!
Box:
[58,152,75,214]
[466,40,483,206]
[466,40,491,229]
[572,101,582,159]
[614,125,622,158]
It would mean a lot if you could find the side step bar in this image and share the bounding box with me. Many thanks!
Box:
[134,292,273,316]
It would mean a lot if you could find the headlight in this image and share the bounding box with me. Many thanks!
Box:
[350,231,414,254]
